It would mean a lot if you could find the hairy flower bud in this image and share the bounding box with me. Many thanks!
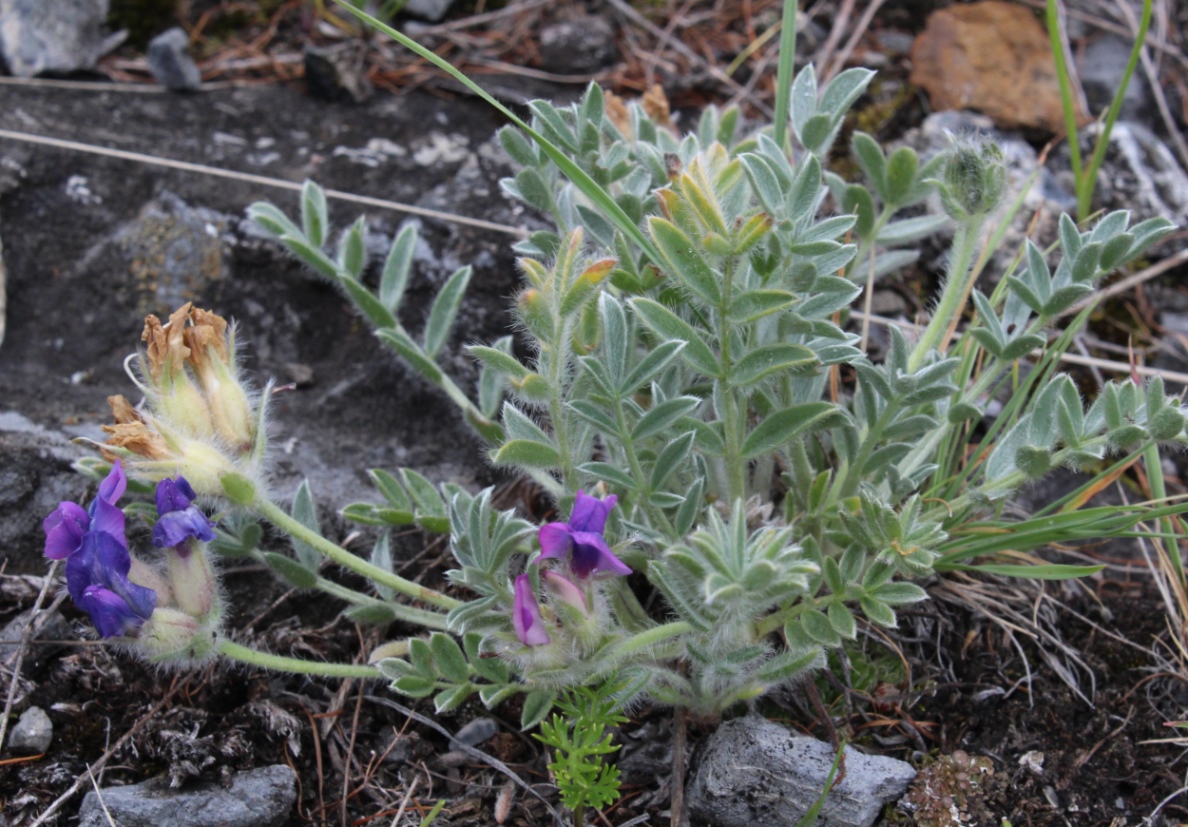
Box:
[137,607,219,663]
[99,304,269,500]
[940,136,1007,220]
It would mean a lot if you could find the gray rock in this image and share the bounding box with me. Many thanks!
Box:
[402,0,455,23]
[539,15,618,75]
[147,27,201,92]
[78,764,297,827]
[7,706,52,754]
[304,42,373,104]
[0,412,93,574]
[0,0,116,77]
[450,716,498,749]
[105,190,233,311]
[1080,36,1152,123]
[0,608,75,677]
[1083,121,1188,225]
[687,716,916,827]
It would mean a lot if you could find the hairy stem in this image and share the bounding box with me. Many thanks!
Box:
[908,217,984,371]
[255,497,461,611]
[218,638,382,679]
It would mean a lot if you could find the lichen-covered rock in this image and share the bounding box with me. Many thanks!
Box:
[77,764,297,827]
[687,716,916,827]
[899,750,1006,827]
[910,1,1084,133]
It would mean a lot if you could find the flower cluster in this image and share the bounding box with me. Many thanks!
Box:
[513,491,630,648]
[101,303,267,502]
[43,462,222,660]
[43,462,157,638]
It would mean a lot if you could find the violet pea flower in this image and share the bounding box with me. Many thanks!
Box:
[513,574,550,647]
[66,531,157,638]
[42,462,156,638]
[43,461,127,560]
[152,476,215,551]
[537,491,631,579]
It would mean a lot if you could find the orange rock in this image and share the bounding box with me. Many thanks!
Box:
[910,0,1087,133]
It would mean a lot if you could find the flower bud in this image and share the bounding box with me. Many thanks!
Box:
[99,304,268,501]
[512,573,550,647]
[137,607,218,663]
[515,288,553,341]
[941,136,1007,219]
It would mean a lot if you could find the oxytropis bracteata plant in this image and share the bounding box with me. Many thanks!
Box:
[46,67,1179,729]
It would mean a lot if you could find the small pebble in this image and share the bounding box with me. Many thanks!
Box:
[8,706,53,754]
[450,716,498,750]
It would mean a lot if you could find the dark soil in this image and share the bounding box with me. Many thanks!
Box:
[2,2,1188,826]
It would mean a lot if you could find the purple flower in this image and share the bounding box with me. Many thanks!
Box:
[152,477,215,550]
[542,570,588,614]
[513,574,550,647]
[43,462,127,560]
[42,462,156,638]
[66,532,157,638]
[537,491,631,579]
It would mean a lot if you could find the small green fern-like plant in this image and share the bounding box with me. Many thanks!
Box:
[534,683,630,827]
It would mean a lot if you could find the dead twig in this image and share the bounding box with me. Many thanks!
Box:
[0,563,60,754]
[364,694,566,825]
[28,691,176,827]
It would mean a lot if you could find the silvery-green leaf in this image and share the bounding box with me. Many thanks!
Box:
[493,439,561,469]
[263,551,318,589]
[424,266,472,357]
[377,329,442,382]
[633,396,700,441]
[430,633,470,683]
[380,224,417,312]
[300,179,328,247]
[632,298,719,376]
[290,480,321,571]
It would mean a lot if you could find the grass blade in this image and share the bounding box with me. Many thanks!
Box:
[329,0,662,266]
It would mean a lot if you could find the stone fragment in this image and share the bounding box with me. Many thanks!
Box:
[7,706,52,754]
[686,716,916,827]
[0,412,94,573]
[450,716,499,749]
[111,191,232,312]
[402,0,455,23]
[304,42,373,104]
[0,608,75,677]
[77,764,297,827]
[1076,121,1188,224]
[539,15,618,75]
[0,0,116,77]
[147,27,201,92]
[1080,35,1152,123]
[910,1,1085,133]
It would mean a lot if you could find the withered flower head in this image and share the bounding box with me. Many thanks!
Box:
[97,305,269,501]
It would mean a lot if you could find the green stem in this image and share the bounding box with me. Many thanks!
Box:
[908,217,984,372]
[1145,441,1184,583]
[716,256,746,504]
[832,401,898,502]
[601,621,692,669]
[544,318,578,494]
[1077,0,1152,220]
[315,577,452,630]
[755,602,808,637]
[255,498,461,611]
[613,401,677,537]
[217,638,381,679]
[772,0,800,150]
[1046,0,1083,181]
